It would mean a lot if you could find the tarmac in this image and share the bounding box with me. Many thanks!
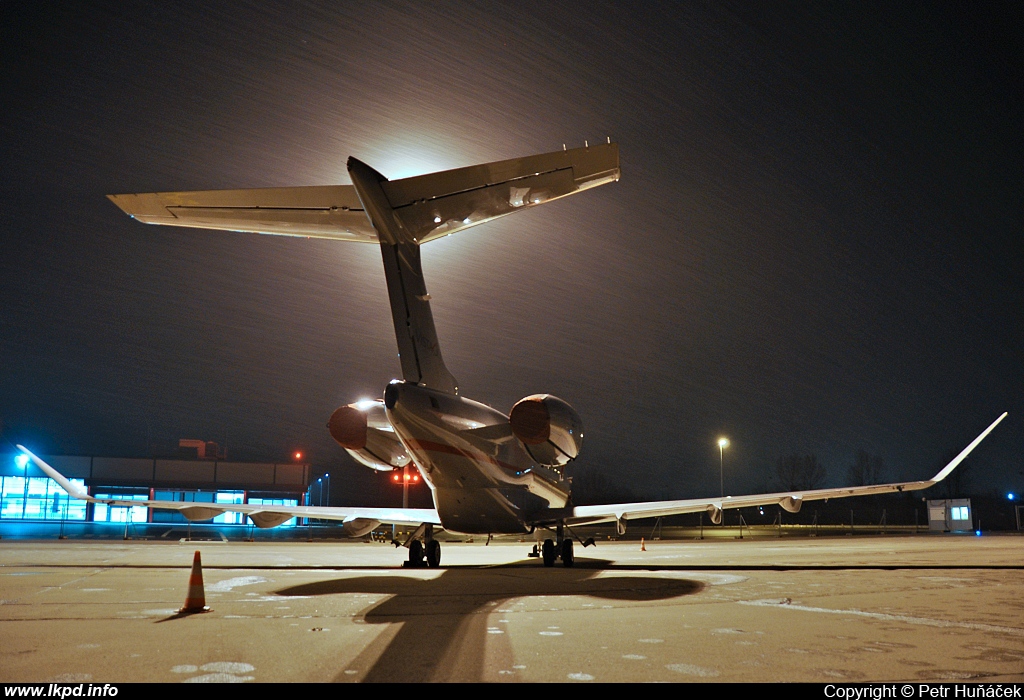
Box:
[1,534,1022,683]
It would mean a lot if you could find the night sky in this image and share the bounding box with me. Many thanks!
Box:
[2,2,1021,504]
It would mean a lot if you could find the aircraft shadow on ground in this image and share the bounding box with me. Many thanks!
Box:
[273,558,704,682]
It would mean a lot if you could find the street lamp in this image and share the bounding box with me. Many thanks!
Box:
[717,437,729,498]
[317,477,323,506]
[324,473,330,508]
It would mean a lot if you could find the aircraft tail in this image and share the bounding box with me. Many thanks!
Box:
[348,156,460,393]
[108,142,620,395]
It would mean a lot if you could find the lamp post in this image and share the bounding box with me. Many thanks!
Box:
[325,473,330,508]
[718,437,729,498]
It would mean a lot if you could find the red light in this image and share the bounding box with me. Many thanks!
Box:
[392,469,421,485]
[293,451,303,461]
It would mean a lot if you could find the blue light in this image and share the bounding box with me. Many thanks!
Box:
[975,530,981,536]
[14,454,29,470]
[1008,493,1016,501]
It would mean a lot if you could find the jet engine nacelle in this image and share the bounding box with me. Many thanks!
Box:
[328,399,411,472]
[509,394,583,467]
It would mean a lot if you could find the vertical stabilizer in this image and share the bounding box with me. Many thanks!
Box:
[348,157,459,395]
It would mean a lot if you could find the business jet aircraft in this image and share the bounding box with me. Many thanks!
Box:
[21,142,1006,568]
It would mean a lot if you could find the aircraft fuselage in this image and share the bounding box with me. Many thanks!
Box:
[383,381,571,534]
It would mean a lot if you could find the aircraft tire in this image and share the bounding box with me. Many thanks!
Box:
[542,538,556,567]
[560,538,574,567]
[409,539,424,567]
[426,539,441,568]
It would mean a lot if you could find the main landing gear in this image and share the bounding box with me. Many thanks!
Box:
[400,523,442,568]
[529,522,586,568]
[426,539,441,567]
[539,537,573,567]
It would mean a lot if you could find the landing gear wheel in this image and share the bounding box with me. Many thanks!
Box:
[408,539,424,567]
[542,538,556,567]
[560,538,574,567]
[426,539,441,568]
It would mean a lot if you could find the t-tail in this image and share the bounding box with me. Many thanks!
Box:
[347,156,458,394]
[108,142,621,393]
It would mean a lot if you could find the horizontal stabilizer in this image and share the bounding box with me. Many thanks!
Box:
[108,143,619,244]
[108,185,376,242]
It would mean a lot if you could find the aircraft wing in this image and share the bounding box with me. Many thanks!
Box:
[563,412,1007,529]
[17,446,440,530]
[107,142,619,245]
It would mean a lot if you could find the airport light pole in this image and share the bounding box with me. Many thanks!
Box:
[325,473,330,508]
[393,466,421,503]
[718,437,729,499]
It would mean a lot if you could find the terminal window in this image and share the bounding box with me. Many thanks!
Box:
[0,476,87,521]
[248,497,299,527]
[92,492,149,523]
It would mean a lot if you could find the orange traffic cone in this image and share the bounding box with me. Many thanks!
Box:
[640,537,646,551]
[179,550,211,614]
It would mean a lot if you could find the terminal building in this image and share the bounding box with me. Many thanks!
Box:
[0,443,312,527]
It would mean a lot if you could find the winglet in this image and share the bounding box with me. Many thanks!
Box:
[928,412,1008,484]
[16,446,93,501]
